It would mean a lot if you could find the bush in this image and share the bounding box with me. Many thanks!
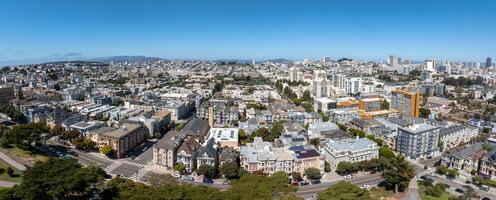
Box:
[101,145,113,156]
[436,165,448,175]
[6,167,14,177]
[304,167,321,180]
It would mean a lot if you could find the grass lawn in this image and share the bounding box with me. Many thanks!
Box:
[4,145,48,163]
[0,160,23,182]
[368,187,394,199]
[418,184,457,200]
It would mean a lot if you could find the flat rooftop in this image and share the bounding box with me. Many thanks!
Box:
[399,123,439,134]
[99,123,142,140]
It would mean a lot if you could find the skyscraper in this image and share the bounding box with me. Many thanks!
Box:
[288,67,303,82]
[323,56,331,63]
[425,59,435,72]
[487,57,492,68]
[388,55,398,67]
[311,70,329,98]
[391,89,420,117]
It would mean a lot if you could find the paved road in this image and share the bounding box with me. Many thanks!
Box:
[0,150,26,171]
[427,174,496,199]
[0,180,17,188]
[403,178,420,200]
[297,174,383,199]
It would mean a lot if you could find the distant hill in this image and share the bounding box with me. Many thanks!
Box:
[91,56,162,63]
[264,58,293,64]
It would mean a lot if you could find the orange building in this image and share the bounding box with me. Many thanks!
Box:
[390,89,420,117]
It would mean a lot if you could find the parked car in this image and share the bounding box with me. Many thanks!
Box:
[360,184,370,189]
[455,188,464,194]
[181,176,194,181]
[481,197,491,200]
[299,181,309,186]
[310,179,321,185]
[171,173,181,178]
[203,178,214,184]
[344,175,354,179]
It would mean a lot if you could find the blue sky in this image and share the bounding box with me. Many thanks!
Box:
[1,0,495,65]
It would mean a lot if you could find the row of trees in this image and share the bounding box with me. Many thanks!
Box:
[238,120,285,144]
[0,157,302,200]
[442,76,484,87]
[0,105,25,123]
[337,124,415,193]
[0,122,50,151]
[436,165,460,179]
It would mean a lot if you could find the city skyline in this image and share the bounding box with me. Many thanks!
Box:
[1,0,495,65]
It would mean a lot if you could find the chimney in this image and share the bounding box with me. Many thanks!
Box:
[208,106,214,128]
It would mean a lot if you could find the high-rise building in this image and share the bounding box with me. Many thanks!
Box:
[388,55,398,67]
[288,67,303,82]
[487,57,492,68]
[391,89,420,117]
[345,77,362,95]
[331,73,346,89]
[323,56,331,63]
[425,59,435,72]
[311,70,329,98]
[396,123,440,160]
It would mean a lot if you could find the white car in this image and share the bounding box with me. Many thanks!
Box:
[171,173,181,178]
[344,175,354,179]
[360,184,370,189]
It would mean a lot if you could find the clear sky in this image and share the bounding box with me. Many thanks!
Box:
[1,0,495,65]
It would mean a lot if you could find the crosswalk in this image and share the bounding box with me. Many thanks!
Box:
[124,161,145,168]
[136,168,149,180]
[103,162,121,173]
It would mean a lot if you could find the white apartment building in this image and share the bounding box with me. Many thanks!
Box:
[323,137,379,169]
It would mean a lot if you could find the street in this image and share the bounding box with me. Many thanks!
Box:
[297,173,383,199]
[427,174,496,199]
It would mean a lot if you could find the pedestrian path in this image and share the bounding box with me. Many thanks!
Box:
[103,162,122,174]
[124,160,146,168]
[0,150,26,171]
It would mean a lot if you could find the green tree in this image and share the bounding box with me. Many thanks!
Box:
[319,112,329,122]
[460,186,478,200]
[483,127,492,134]
[436,165,448,175]
[382,156,415,193]
[73,138,96,151]
[446,168,459,178]
[220,161,239,179]
[174,163,186,174]
[324,161,331,173]
[380,99,390,110]
[310,138,320,149]
[379,146,395,160]
[101,145,113,156]
[197,164,214,179]
[292,172,303,182]
[228,173,296,200]
[302,90,312,101]
[336,161,359,175]
[304,167,321,180]
[419,108,431,118]
[1,158,106,200]
[6,167,13,177]
[51,125,65,136]
[317,181,369,200]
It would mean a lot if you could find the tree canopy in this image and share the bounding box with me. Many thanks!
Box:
[0,158,106,200]
[317,181,369,200]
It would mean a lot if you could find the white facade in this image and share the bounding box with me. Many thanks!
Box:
[323,138,379,169]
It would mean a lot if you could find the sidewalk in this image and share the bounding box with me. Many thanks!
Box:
[0,150,26,171]
[0,180,17,188]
